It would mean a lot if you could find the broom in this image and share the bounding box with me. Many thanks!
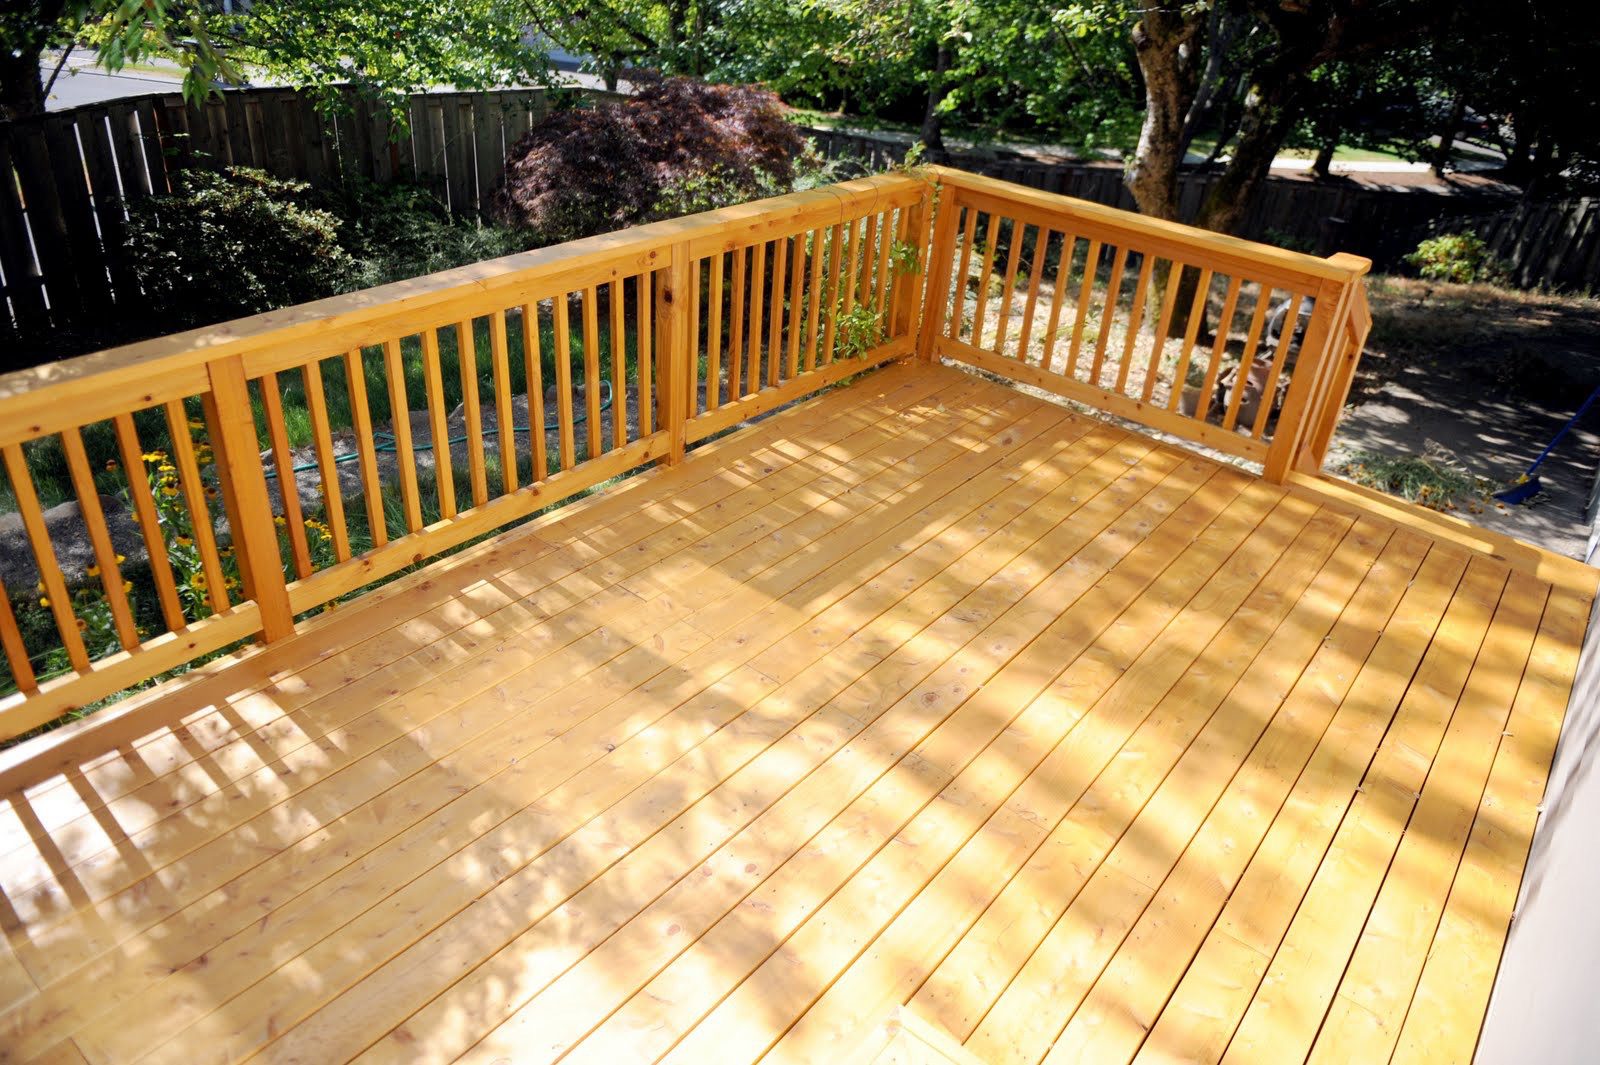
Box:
[1495,382,1600,504]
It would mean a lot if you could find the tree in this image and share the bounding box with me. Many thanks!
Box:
[1,0,550,123]
[1123,0,1453,234]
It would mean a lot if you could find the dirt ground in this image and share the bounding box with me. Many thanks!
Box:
[1326,276,1600,560]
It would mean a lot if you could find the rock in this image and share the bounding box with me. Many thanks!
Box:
[0,495,146,591]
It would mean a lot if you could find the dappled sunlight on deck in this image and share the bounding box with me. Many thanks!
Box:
[0,363,1588,1065]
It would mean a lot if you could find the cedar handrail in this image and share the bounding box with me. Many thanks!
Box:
[0,167,1370,742]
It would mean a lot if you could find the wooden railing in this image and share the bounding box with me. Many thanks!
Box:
[0,166,1367,742]
[917,168,1371,480]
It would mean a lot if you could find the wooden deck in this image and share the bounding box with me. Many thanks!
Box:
[0,361,1588,1065]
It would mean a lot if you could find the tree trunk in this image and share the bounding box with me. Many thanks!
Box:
[1124,8,1206,221]
[1431,95,1466,174]
[0,48,47,121]
[1195,74,1305,235]
[1180,7,1249,160]
[1310,135,1337,178]
[919,43,953,155]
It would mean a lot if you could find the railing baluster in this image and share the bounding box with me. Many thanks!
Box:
[1067,239,1104,379]
[1166,266,1214,411]
[1222,285,1272,433]
[804,230,825,370]
[2,443,90,671]
[455,321,489,504]
[971,213,1001,349]
[1089,246,1130,389]
[1196,275,1244,419]
[0,580,37,694]
[767,237,785,387]
[662,242,692,465]
[728,246,747,393]
[553,295,577,470]
[581,288,603,458]
[381,338,424,530]
[341,348,388,548]
[821,223,844,364]
[786,235,805,377]
[1250,291,1306,441]
[521,302,549,481]
[1014,226,1048,362]
[706,254,725,409]
[948,204,978,343]
[301,359,352,561]
[1039,232,1074,372]
[608,280,628,449]
[489,310,518,490]
[1141,262,1185,403]
[163,399,231,612]
[112,412,185,629]
[257,371,313,578]
[1116,254,1155,395]
[637,273,654,436]
[61,427,139,649]
[421,327,458,519]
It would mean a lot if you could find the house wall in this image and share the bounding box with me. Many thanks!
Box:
[1476,470,1600,1063]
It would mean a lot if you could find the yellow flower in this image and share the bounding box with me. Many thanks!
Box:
[175,535,193,547]
[123,581,133,594]
[274,516,287,527]
[158,463,176,474]
[142,450,168,464]
[115,554,125,564]
[188,419,205,431]
[192,574,208,589]
[86,565,100,578]
[35,581,43,593]
[161,486,179,498]
[39,597,49,607]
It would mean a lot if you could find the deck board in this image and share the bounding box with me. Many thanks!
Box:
[0,363,1588,1065]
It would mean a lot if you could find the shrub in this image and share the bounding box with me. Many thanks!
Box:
[495,74,808,242]
[326,179,531,287]
[122,167,355,329]
[1405,231,1502,285]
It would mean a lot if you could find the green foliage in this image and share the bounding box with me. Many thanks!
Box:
[496,76,807,242]
[1405,232,1502,285]
[122,167,355,330]
[1339,449,1494,513]
[889,238,922,276]
[327,180,532,286]
[834,304,883,360]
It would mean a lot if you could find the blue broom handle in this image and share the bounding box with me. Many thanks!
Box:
[1522,383,1600,476]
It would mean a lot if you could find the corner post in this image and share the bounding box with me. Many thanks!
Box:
[203,355,296,641]
[915,174,959,362]
[659,241,692,465]
[1261,254,1369,483]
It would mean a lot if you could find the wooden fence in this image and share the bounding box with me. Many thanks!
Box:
[0,85,591,348]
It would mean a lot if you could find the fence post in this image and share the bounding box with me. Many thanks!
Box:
[1262,255,1368,482]
[659,242,692,465]
[916,173,960,361]
[203,356,296,641]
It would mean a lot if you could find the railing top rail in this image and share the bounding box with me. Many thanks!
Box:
[0,170,927,444]
[929,166,1372,287]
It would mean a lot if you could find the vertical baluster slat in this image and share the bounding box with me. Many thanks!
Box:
[162,401,230,612]
[112,413,185,629]
[804,229,824,372]
[341,348,388,548]
[971,213,1002,349]
[746,242,766,397]
[1222,286,1273,433]
[257,372,312,578]
[1196,275,1244,418]
[786,234,805,378]
[686,263,702,417]
[381,339,424,531]
[728,247,747,397]
[1115,255,1155,395]
[1251,291,1306,439]
[707,254,725,410]
[60,428,139,649]
[950,205,978,341]
[1141,263,1185,402]
[1014,226,1049,362]
[300,359,351,561]
[1089,247,1130,388]
[1166,266,1215,411]
[767,238,786,387]
[421,328,457,519]
[637,273,655,437]
[0,580,37,694]
[521,302,549,480]
[1039,233,1074,372]
[455,321,489,505]
[609,280,629,449]
[581,287,602,458]
[821,223,845,364]
[1066,239,1104,377]
[993,220,1025,354]
[3,444,90,670]
[490,311,518,492]
[553,295,577,469]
